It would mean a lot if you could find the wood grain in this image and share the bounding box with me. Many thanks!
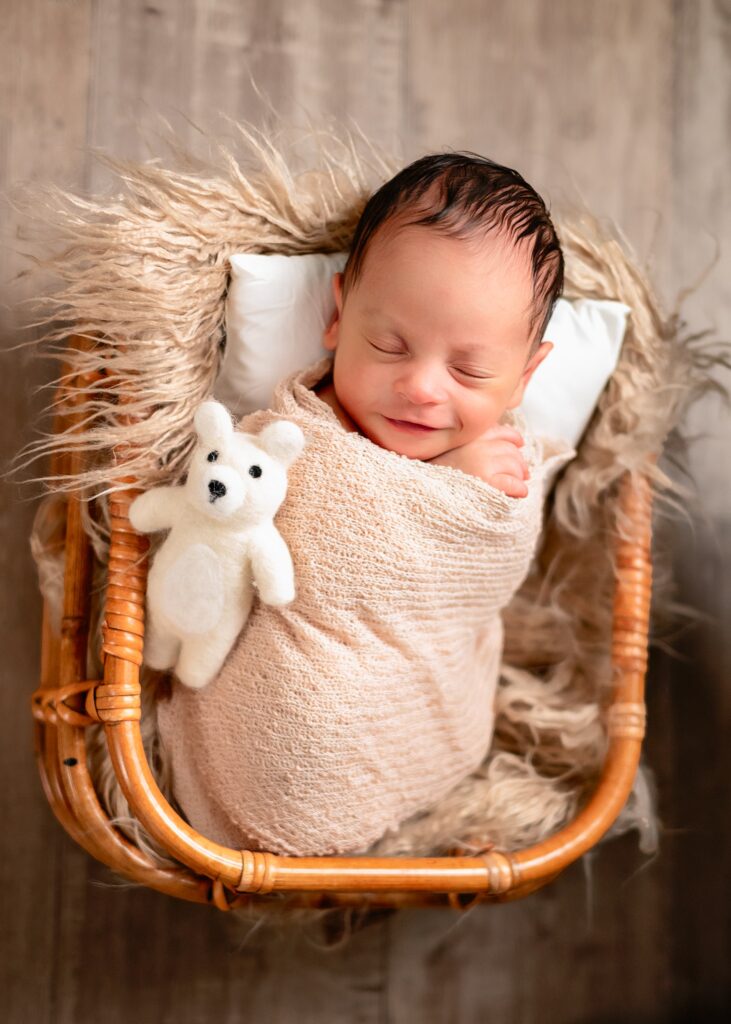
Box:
[0,5,94,1024]
[670,0,731,520]
[86,0,403,192]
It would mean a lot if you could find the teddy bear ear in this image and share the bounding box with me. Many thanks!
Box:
[194,401,234,446]
[257,421,305,467]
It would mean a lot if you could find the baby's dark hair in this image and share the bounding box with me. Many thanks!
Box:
[342,152,564,356]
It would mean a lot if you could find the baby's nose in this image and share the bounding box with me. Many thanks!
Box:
[397,366,448,404]
[208,479,227,500]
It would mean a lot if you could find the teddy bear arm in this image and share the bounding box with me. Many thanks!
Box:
[128,486,182,534]
[249,527,296,607]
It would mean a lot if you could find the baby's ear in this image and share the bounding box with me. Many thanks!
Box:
[257,421,305,467]
[194,401,234,447]
[322,272,344,352]
[506,340,554,411]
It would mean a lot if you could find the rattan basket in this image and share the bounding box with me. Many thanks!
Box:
[23,126,695,915]
[31,338,653,915]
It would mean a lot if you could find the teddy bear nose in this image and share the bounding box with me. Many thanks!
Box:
[208,479,227,500]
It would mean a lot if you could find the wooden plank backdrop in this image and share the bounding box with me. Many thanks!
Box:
[1,1,729,1021]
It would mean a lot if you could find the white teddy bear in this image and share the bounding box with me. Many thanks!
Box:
[128,400,305,690]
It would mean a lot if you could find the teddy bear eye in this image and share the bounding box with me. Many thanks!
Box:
[249,465,262,478]
[207,450,218,463]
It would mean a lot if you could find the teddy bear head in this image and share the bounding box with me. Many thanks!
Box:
[184,400,305,525]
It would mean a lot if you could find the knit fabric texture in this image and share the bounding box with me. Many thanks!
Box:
[156,357,576,856]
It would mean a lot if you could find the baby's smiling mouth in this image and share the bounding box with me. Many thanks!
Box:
[384,416,444,433]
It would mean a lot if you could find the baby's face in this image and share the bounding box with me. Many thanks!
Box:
[323,223,553,460]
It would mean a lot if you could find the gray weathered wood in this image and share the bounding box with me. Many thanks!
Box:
[1,5,94,1024]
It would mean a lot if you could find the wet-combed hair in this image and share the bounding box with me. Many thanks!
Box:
[342,151,564,355]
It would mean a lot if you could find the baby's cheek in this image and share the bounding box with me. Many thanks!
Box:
[459,395,505,443]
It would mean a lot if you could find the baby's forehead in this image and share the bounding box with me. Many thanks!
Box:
[355,220,536,343]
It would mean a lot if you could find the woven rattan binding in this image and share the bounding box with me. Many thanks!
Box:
[31,336,652,912]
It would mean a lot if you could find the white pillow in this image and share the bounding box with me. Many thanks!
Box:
[521,298,630,448]
[215,252,348,416]
[215,252,630,451]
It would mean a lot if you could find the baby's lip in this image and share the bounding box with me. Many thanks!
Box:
[385,416,445,430]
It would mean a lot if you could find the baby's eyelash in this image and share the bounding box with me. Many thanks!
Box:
[368,339,492,380]
[454,367,492,380]
[368,340,403,355]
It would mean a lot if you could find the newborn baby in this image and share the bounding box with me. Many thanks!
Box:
[156,153,574,857]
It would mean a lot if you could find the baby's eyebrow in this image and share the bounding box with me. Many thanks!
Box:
[450,342,487,357]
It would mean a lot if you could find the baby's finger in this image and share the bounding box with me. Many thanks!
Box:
[482,441,530,476]
[489,472,529,499]
[490,453,529,481]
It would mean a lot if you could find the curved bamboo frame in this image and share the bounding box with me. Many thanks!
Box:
[31,336,652,911]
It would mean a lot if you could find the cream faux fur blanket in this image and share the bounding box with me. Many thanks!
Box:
[156,357,575,856]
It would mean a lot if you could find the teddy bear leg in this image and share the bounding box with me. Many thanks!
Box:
[143,613,182,672]
[174,616,245,690]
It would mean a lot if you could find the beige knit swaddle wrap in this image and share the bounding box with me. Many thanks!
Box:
[156,358,575,856]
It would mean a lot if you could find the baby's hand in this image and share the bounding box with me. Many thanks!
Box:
[429,425,530,498]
